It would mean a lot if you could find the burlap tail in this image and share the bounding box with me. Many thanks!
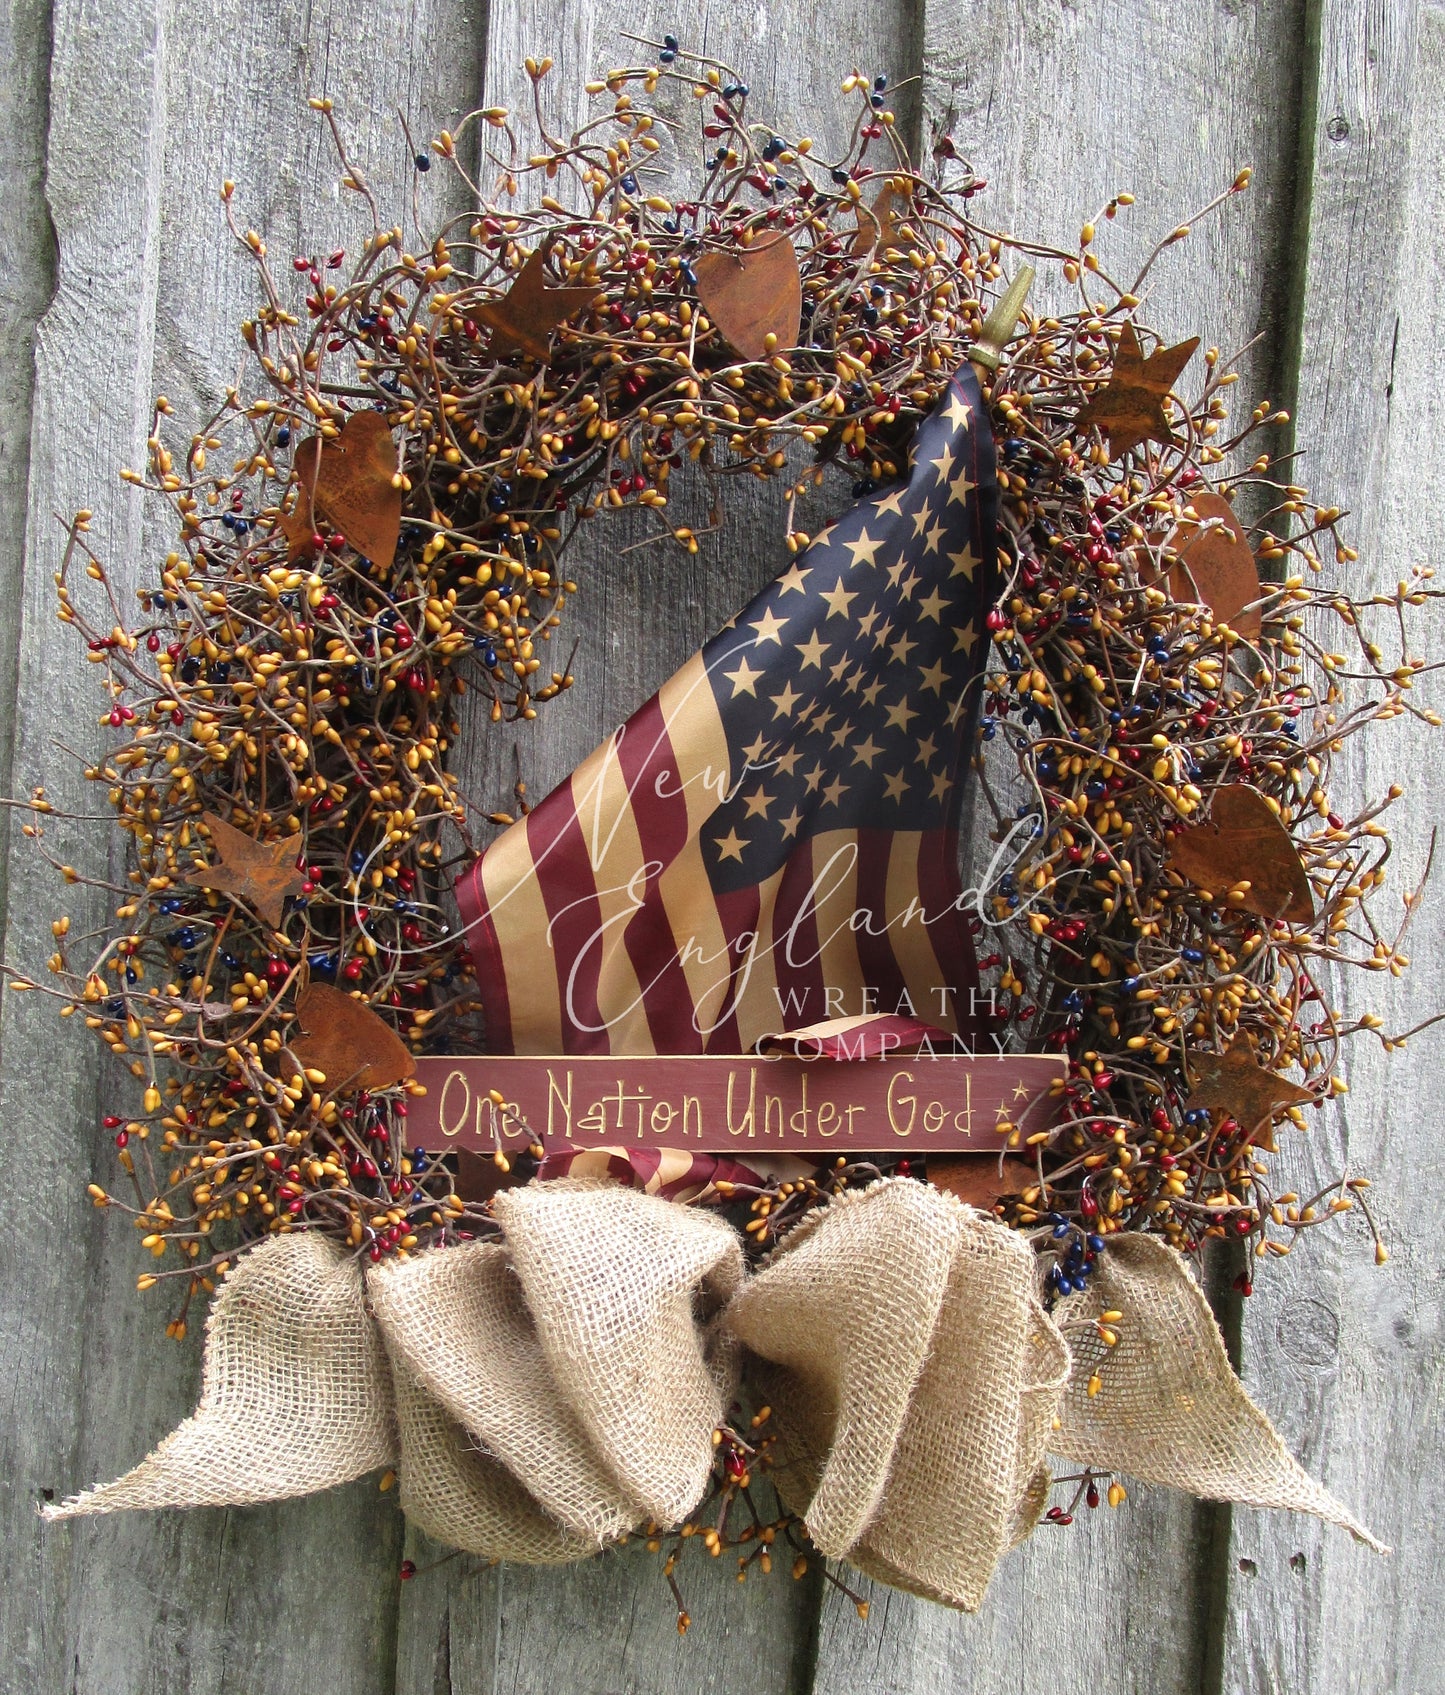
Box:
[1052,1231,1387,1552]
[42,1233,397,1519]
[726,1179,1071,1611]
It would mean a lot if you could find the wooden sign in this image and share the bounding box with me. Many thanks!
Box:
[409,1052,1067,1154]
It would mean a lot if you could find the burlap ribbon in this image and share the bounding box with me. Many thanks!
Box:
[44,1178,1382,1606]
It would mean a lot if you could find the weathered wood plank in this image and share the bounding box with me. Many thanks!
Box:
[0,4,169,1688]
[0,1,482,1691]
[1218,4,1445,1690]
[400,6,917,1691]
[810,2,1310,1688]
[0,0,55,922]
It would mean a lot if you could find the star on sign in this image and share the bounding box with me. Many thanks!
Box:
[714,827,748,863]
[750,607,788,645]
[1011,1080,1032,1100]
[724,656,763,697]
[1074,321,1200,459]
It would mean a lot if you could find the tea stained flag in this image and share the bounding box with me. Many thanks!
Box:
[456,365,1000,1056]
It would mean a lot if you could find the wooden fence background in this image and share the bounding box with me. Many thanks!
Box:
[1,0,1441,1689]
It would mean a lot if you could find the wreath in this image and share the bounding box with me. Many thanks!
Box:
[15,39,1436,1621]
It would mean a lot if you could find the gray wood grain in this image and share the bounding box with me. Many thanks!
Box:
[0,0,482,1691]
[1218,4,1445,1691]
[810,3,1309,1688]
[406,7,915,1689]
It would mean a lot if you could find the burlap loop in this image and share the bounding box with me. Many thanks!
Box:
[42,1232,396,1518]
[1052,1232,1387,1552]
[389,1362,593,1564]
[372,1183,743,1542]
[493,1181,745,1526]
[726,1179,1070,1610]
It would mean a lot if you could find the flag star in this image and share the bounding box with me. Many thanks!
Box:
[886,557,910,589]
[860,677,885,707]
[842,666,864,695]
[883,770,909,803]
[724,656,763,697]
[918,657,949,695]
[819,578,858,619]
[916,733,938,765]
[892,631,918,666]
[922,516,948,555]
[771,681,803,718]
[844,527,885,568]
[714,827,748,862]
[918,587,949,622]
[779,807,803,841]
[851,735,883,769]
[797,630,830,669]
[774,747,802,776]
[930,440,957,484]
[873,486,908,518]
[946,466,977,507]
[741,732,771,764]
[821,776,848,807]
[811,708,836,737]
[949,541,981,579]
[857,606,881,637]
[930,770,951,802]
[871,620,894,651]
[952,626,979,653]
[911,502,934,539]
[894,570,919,601]
[830,721,855,750]
[884,698,918,733]
[828,656,852,685]
[803,762,825,794]
[942,389,970,427]
[743,787,773,819]
[750,607,788,645]
[775,561,812,596]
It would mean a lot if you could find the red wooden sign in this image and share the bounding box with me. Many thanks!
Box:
[409,1053,1068,1154]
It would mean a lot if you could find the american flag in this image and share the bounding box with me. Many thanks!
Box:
[456,363,999,1056]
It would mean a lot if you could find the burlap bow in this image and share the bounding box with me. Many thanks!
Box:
[44,1179,1382,1608]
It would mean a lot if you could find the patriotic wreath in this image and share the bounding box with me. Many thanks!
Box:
[15,41,1436,1616]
